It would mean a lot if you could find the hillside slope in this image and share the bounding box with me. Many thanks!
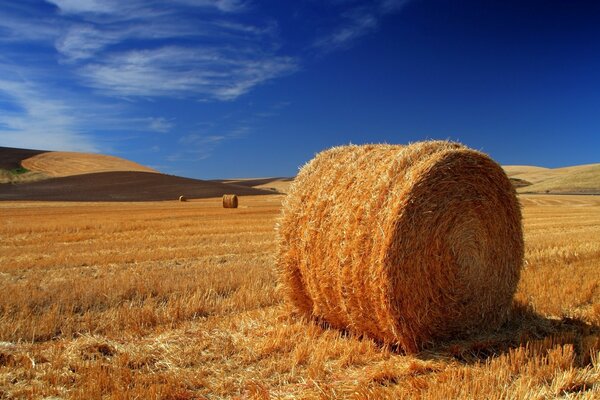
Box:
[21,151,157,177]
[0,146,272,201]
[0,147,47,170]
[0,147,50,184]
[216,177,293,194]
[0,171,271,201]
[517,164,600,194]
[503,163,600,194]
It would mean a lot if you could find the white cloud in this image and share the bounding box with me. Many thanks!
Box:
[0,1,293,102]
[46,0,246,16]
[316,13,378,50]
[0,131,98,153]
[53,17,271,62]
[46,0,118,14]
[172,0,247,13]
[315,0,411,51]
[148,117,174,133]
[55,24,119,61]
[0,14,61,42]
[168,133,228,160]
[179,134,226,146]
[0,77,99,152]
[80,46,297,100]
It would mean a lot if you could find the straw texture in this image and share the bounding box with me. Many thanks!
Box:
[223,194,238,208]
[277,141,524,353]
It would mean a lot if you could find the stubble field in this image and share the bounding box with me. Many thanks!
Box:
[1,194,599,399]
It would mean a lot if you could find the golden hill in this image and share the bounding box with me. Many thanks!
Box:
[223,163,600,195]
[21,151,157,177]
[216,177,293,194]
[503,163,600,194]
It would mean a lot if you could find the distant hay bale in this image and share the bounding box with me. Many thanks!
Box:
[223,194,238,208]
[179,195,187,202]
[277,141,524,353]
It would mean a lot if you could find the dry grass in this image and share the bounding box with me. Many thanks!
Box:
[278,141,523,352]
[21,151,157,177]
[0,194,599,399]
[520,165,600,194]
[504,164,600,194]
[0,169,48,184]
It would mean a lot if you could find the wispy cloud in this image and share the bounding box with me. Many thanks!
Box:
[147,117,174,133]
[47,0,247,16]
[79,46,297,100]
[0,1,295,102]
[55,24,119,61]
[46,0,118,15]
[0,15,61,43]
[171,0,247,13]
[315,13,378,50]
[315,0,411,51]
[0,0,413,172]
[168,100,289,161]
[0,77,99,152]
[169,134,228,161]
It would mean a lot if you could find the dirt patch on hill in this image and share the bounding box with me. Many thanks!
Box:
[0,171,272,201]
[0,147,48,170]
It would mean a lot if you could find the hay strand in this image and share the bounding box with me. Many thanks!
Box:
[277,140,524,353]
[223,194,238,208]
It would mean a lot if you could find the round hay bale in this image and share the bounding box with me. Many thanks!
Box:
[178,195,187,202]
[223,194,238,208]
[277,140,523,353]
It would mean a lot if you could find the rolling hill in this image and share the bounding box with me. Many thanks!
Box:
[503,163,600,194]
[219,164,600,195]
[2,146,598,199]
[215,177,293,194]
[21,151,157,177]
[0,146,271,201]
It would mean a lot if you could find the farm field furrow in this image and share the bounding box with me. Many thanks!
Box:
[1,194,599,399]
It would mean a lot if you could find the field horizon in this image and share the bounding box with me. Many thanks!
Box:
[2,146,600,199]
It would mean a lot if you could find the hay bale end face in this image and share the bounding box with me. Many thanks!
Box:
[277,141,524,353]
[178,195,187,202]
[223,194,238,208]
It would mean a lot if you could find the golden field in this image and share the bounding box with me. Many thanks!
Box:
[1,194,599,399]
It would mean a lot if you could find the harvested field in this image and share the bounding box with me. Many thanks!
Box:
[216,177,294,194]
[20,151,157,177]
[504,164,600,194]
[0,194,599,398]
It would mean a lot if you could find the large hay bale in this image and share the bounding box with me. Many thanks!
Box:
[223,194,238,208]
[277,141,523,353]
[178,195,187,202]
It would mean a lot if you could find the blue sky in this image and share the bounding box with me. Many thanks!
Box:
[0,0,599,179]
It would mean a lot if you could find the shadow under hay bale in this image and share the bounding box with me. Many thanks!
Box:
[418,302,600,367]
[223,194,238,208]
[277,140,524,353]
